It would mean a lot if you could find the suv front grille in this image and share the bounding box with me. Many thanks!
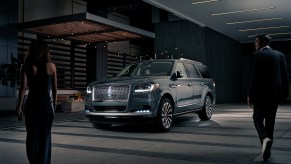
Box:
[93,85,130,101]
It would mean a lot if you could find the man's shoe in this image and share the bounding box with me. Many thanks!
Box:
[262,138,272,160]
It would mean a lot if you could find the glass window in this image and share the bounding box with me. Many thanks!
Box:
[185,63,199,78]
[116,61,172,77]
[175,63,187,78]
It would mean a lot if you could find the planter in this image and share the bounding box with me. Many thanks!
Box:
[61,101,84,113]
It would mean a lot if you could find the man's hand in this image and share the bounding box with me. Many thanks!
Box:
[247,97,253,109]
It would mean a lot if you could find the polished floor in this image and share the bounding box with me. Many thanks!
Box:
[0,104,291,164]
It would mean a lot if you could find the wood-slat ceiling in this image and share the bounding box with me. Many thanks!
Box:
[19,13,152,43]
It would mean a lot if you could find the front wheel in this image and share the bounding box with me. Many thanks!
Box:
[156,98,173,132]
[198,95,213,121]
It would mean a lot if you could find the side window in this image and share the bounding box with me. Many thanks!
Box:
[196,64,211,78]
[185,63,199,78]
[175,63,188,78]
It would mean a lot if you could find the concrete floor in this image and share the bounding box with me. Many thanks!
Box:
[0,104,291,164]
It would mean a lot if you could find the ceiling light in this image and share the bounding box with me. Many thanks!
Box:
[266,32,291,36]
[239,26,290,32]
[192,0,219,5]
[226,18,283,25]
[212,6,276,16]
[248,32,291,38]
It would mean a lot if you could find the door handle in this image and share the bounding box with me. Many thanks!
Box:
[200,83,204,86]
[187,83,192,86]
[169,84,181,88]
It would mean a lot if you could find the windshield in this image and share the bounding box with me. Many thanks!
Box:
[116,61,173,77]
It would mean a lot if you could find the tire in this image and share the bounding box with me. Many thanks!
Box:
[156,98,173,132]
[198,95,213,121]
[92,123,112,129]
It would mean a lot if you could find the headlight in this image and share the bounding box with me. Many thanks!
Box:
[134,84,159,93]
[86,86,92,94]
[86,86,94,101]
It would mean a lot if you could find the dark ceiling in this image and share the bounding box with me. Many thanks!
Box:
[84,0,154,32]
[144,0,291,43]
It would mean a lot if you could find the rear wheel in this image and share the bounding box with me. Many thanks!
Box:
[156,98,173,132]
[92,123,112,129]
[198,95,213,121]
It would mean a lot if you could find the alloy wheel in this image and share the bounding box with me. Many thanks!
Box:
[161,102,173,129]
[205,96,212,118]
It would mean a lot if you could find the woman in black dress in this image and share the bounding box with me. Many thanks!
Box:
[16,40,57,164]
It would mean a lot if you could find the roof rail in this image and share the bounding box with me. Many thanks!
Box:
[179,58,190,60]
[180,58,203,64]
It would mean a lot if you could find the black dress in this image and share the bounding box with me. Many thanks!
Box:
[23,64,54,164]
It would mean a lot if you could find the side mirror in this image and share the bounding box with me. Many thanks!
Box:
[173,71,183,78]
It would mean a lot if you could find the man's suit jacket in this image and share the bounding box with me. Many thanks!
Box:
[248,47,289,104]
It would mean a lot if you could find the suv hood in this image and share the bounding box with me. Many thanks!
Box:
[89,76,168,86]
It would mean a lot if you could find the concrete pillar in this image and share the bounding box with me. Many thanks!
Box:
[86,43,107,85]
[96,43,108,81]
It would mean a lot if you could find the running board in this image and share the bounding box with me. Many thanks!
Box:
[173,108,203,116]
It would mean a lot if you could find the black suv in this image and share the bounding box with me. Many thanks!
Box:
[85,58,216,131]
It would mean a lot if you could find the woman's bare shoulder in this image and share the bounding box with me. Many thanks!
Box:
[46,62,56,74]
[47,62,56,68]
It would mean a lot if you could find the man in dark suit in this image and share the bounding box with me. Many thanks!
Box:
[247,33,289,160]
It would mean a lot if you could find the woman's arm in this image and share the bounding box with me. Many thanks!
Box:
[52,63,58,109]
[16,65,27,119]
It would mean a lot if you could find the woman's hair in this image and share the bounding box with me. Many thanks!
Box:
[24,40,51,66]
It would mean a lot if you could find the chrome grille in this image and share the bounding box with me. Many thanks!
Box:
[93,85,130,101]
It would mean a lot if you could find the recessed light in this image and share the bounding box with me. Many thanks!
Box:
[239,26,290,32]
[248,32,291,38]
[226,18,283,25]
[212,6,276,16]
[192,0,219,5]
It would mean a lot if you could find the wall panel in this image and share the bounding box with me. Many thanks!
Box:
[155,20,242,103]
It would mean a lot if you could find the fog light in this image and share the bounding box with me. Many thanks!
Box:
[135,110,150,113]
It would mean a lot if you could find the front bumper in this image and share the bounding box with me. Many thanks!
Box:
[85,110,155,123]
[85,110,153,116]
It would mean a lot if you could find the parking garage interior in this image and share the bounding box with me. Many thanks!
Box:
[1,1,291,163]
[1,0,291,108]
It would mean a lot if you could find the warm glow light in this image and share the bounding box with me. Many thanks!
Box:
[212,6,276,16]
[226,18,283,25]
[192,0,219,5]
[239,26,290,32]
